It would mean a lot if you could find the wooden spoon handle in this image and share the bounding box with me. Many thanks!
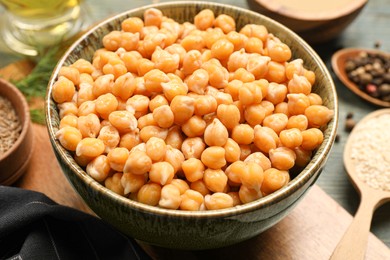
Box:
[330,193,380,260]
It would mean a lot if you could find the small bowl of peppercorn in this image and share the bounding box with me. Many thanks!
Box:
[0,78,34,185]
[331,48,390,107]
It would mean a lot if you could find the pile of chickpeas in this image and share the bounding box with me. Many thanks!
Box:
[53,8,334,211]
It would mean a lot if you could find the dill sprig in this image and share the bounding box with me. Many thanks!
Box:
[29,108,46,125]
[15,47,62,99]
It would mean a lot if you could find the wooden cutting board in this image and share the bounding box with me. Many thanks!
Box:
[2,61,390,260]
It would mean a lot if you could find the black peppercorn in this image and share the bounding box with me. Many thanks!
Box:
[345,118,356,132]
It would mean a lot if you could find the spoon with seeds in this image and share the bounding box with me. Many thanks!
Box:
[330,109,390,260]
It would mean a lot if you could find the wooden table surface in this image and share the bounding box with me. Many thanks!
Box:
[1,0,389,256]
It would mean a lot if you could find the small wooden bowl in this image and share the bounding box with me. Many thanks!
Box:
[249,0,367,44]
[331,48,390,108]
[0,78,34,185]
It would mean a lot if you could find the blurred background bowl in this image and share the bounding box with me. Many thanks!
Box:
[45,1,338,250]
[248,0,368,44]
[0,78,33,185]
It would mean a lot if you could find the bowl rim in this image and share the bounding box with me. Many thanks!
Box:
[254,0,368,21]
[45,1,338,218]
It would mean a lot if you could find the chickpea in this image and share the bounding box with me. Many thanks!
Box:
[204,192,234,210]
[165,125,184,150]
[123,150,152,175]
[203,168,228,193]
[139,125,168,142]
[137,183,161,206]
[266,82,287,105]
[265,61,287,84]
[240,24,268,42]
[307,93,323,106]
[288,74,312,95]
[287,114,308,131]
[201,146,226,170]
[126,94,149,119]
[304,105,334,128]
[269,147,296,170]
[111,73,135,101]
[76,137,105,158]
[122,17,144,33]
[262,113,288,135]
[227,49,249,72]
[194,95,218,116]
[231,124,254,145]
[180,189,204,211]
[170,95,195,125]
[169,179,189,195]
[138,113,157,129]
[52,76,75,104]
[185,68,209,94]
[202,59,229,89]
[279,128,303,149]
[149,94,169,112]
[194,9,214,30]
[121,172,146,194]
[253,126,279,154]
[203,118,229,147]
[267,39,292,63]
[190,180,211,196]
[181,34,205,52]
[244,104,266,126]
[274,102,289,116]
[161,77,188,102]
[181,137,206,159]
[211,38,234,61]
[285,59,304,80]
[164,145,185,174]
[109,110,137,133]
[95,93,118,119]
[149,161,175,185]
[260,100,275,116]
[240,162,264,192]
[59,114,78,129]
[247,54,270,80]
[239,185,263,204]
[261,168,290,195]
[224,138,241,163]
[93,74,114,98]
[144,8,163,27]
[119,129,140,151]
[86,155,111,182]
[159,184,182,209]
[217,104,240,130]
[77,83,94,106]
[121,51,143,73]
[287,93,311,116]
[182,158,205,182]
[145,137,167,162]
[152,105,174,128]
[58,102,78,119]
[181,115,206,137]
[244,151,272,171]
[107,147,129,172]
[105,173,125,196]
[239,144,252,161]
[225,79,243,101]
[55,126,82,151]
[294,146,313,168]
[71,58,94,74]
[245,37,264,54]
[301,128,324,151]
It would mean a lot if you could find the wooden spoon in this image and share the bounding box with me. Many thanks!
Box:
[331,48,390,108]
[330,109,390,260]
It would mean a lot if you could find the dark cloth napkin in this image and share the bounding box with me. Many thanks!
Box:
[0,185,151,260]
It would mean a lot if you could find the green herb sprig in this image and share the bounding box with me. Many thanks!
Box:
[14,47,63,124]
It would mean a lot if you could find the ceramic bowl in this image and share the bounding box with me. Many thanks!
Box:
[0,78,33,185]
[248,0,368,44]
[45,1,338,250]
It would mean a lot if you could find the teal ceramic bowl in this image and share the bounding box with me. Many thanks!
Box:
[45,1,338,250]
